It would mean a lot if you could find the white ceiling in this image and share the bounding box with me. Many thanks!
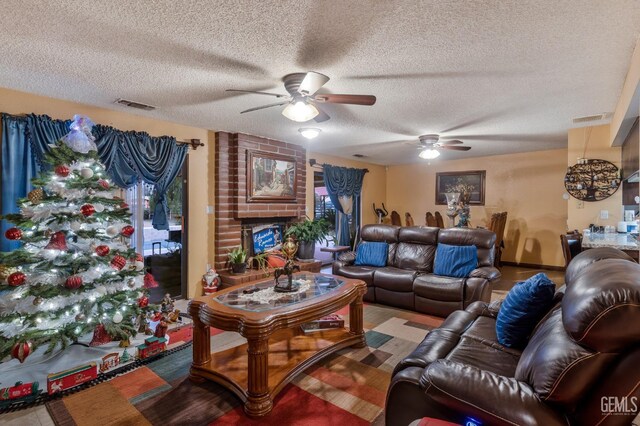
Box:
[0,0,638,164]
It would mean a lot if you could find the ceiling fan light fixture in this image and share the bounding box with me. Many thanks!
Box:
[282,101,319,122]
[299,128,321,139]
[419,148,440,160]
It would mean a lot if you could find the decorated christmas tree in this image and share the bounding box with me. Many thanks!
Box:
[0,115,156,363]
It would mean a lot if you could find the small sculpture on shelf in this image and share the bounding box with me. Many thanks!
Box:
[161,293,174,313]
[274,237,301,293]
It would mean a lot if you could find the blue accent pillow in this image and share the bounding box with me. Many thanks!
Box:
[433,243,478,278]
[354,242,388,267]
[496,273,556,348]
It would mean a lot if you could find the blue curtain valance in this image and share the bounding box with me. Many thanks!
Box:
[1,113,187,232]
[322,164,366,246]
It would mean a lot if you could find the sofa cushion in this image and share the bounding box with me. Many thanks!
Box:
[444,336,520,377]
[374,266,417,292]
[433,243,478,278]
[334,265,377,287]
[413,275,465,302]
[360,224,399,266]
[496,272,556,348]
[393,227,439,271]
[355,241,388,267]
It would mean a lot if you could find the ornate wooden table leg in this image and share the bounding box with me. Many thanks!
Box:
[245,337,272,417]
[189,300,210,383]
[349,294,366,348]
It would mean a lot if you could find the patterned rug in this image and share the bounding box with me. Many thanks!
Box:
[45,303,443,425]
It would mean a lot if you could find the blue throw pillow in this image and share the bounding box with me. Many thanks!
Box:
[496,273,556,348]
[354,242,388,267]
[433,243,478,278]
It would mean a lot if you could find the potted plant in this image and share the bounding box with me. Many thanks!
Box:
[227,246,248,274]
[285,218,330,260]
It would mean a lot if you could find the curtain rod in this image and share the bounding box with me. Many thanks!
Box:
[308,158,369,173]
[2,112,204,150]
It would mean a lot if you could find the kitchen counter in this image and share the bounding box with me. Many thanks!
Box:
[582,232,639,251]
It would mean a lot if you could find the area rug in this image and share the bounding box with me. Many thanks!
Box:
[45,304,443,425]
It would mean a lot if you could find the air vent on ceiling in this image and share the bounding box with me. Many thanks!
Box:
[115,98,156,111]
[572,113,611,124]
[353,154,368,158]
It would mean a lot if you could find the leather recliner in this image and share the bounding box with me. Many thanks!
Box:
[333,224,500,317]
[385,247,640,426]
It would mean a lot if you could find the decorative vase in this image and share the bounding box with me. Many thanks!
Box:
[296,240,315,260]
[444,192,460,227]
[231,263,247,274]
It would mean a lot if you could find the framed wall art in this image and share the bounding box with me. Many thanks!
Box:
[247,150,297,202]
[435,170,486,205]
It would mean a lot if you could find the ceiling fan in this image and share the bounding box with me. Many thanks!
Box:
[413,134,471,159]
[226,71,376,123]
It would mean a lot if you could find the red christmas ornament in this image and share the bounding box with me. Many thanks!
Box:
[80,204,95,217]
[89,324,111,346]
[134,253,143,262]
[137,295,149,308]
[44,231,68,251]
[98,179,110,190]
[110,255,126,270]
[54,165,70,177]
[143,272,159,288]
[95,245,110,257]
[7,272,26,286]
[64,275,83,289]
[11,342,32,363]
[4,227,22,241]
[120,202,129,209]
[120,225,134,237]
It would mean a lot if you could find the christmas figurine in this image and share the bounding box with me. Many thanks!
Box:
[121,348,131,363]
[154,317,169,338]
[161,293,174,313]
[202,268,219,295]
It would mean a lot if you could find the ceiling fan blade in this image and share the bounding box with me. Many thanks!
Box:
[298,72,330,96]
[440,139,464,145]
[226,89,288,98]
[240,101,290,114]
[313,104,331,123]
[439,145,471,151]
[313,94,376,106]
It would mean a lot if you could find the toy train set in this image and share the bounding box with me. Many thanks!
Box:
[1,336,168,406]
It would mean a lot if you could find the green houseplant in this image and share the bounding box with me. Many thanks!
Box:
[227,246,248,274]
[285,218,330,260]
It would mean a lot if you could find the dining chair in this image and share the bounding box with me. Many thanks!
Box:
[434,211,445,228]
[391,210,402,226]
[425,212,437,227]
[488,212,508,268]
[560,231,582,268]
[405,212,415,227]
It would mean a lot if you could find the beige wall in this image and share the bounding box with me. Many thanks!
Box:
[305,153,387,226]
[386,149,568,267]
[0,87,211,298]
[567,124,622,231]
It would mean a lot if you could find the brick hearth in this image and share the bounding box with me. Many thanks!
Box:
[214,132,306,270]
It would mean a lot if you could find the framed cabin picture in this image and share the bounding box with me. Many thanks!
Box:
[247,150,297,202]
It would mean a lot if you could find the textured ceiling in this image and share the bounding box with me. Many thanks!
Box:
[0,0,638,164]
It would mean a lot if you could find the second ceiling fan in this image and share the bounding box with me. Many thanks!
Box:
[226,71,376,123]
[414,134,471,159]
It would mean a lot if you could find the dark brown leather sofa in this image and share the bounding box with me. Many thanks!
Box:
[385,247,640,426]
[332,224,500,317]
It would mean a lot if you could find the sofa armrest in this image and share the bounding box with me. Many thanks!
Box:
[465,300,503,318]
[469,266,501,281]
[421,360,568,426]
[332,251,356,275]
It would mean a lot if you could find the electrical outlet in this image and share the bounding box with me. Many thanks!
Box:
[577,200,584,209]
[206,206,214,214]
[600,210,609,219]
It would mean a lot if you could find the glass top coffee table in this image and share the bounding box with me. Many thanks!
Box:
[188,273,367,417]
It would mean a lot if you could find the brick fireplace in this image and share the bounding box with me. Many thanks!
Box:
[214,132,306,270]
